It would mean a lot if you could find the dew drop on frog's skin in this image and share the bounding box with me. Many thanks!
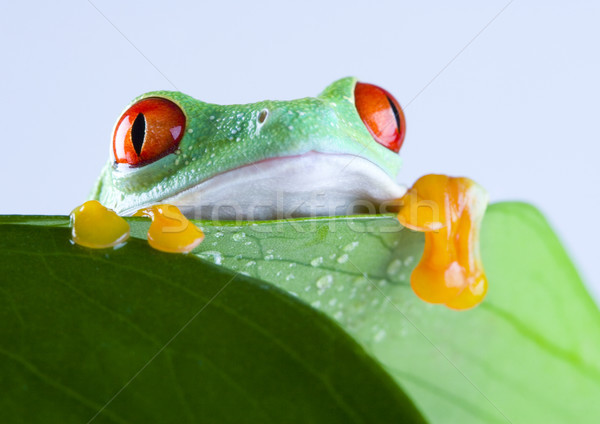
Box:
[134,204,204,253]
[396,174,489,310]
[70,200,130,249]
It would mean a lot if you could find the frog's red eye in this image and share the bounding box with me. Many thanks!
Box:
[113,97,186,166]
[354,82,406,153]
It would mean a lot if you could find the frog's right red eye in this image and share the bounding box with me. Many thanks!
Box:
[354,82,406,153]
[113,97,186,166]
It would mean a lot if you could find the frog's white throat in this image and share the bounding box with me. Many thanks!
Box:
[157,152,407,220]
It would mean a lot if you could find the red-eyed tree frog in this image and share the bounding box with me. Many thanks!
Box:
[89,77,487,310]
[91,77,408,220]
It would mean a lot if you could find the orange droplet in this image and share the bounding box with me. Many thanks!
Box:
[135,204,204,253]
[396,174,488,310]
[70,200,130,248]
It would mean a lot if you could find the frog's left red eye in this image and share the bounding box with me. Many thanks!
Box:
[113,97,186,166]
[354,82,406,153]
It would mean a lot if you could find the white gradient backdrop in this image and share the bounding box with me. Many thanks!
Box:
[1,1,598,301]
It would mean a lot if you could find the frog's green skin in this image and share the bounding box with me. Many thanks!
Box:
[92,77,406,219]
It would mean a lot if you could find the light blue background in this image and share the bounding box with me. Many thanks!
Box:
[1,1,598,300]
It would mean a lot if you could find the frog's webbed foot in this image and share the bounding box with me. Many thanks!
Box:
[396,174,489,310]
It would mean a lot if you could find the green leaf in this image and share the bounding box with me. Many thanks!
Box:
[0,224,426,423]
[3,202,599,423]
[179,202,596,424]
[124,203,600,422]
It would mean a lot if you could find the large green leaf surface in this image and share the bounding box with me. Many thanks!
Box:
[0,224,425,423]
[2,201,599,423]
[188,202,599,423]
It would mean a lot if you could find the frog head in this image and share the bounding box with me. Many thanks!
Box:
[92,77,407,220]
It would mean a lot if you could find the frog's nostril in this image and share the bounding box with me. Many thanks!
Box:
[258,109,268,124]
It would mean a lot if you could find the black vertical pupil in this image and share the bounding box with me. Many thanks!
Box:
[386,96,401,131]
[131,113,146,156]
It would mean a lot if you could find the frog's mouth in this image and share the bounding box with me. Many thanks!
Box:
[127,152,407,220]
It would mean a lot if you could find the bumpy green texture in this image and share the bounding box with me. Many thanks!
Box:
[2,202,598,423]
[93,77,402,213]
[0,223,425,423]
